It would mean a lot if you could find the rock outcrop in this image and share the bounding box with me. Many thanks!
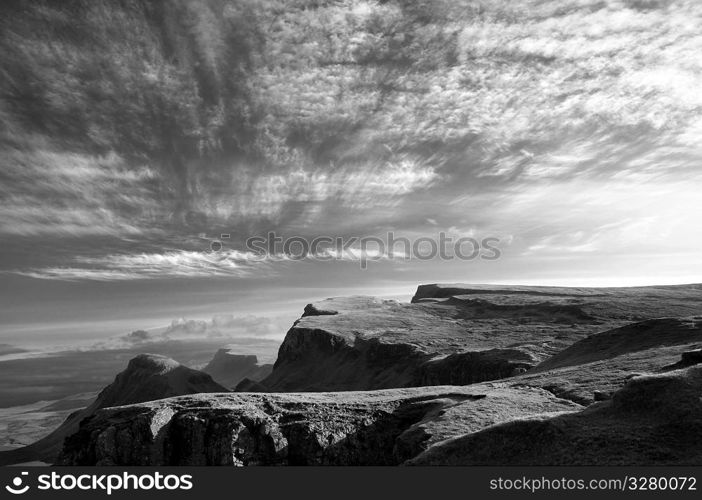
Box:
[58,385,579,466]
[0,354,226,465]
[203,350,273,389]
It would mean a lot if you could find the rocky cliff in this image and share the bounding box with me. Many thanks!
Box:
[255,284,702,392]
[58,384,579,466]
[59,364,702,466]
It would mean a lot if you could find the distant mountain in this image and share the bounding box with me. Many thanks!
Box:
[0,354,227,465]
[202,349,272,388]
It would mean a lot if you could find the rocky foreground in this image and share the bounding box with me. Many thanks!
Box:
[42,284,702,464]
[59,367,702,466]
[59,385,579,465]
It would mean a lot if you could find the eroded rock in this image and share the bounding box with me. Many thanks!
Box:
[58,385,579,466]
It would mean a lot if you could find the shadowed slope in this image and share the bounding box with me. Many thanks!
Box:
[534,317,702,372]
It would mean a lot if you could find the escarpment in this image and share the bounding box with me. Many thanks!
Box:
[37,283,702,465]
[254,284,702,392]
[58,385,579,466]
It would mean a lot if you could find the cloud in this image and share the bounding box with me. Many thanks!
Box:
[138,313,285,340]
[0,149,160,237]
[191,156,438,223]
[479,176,702,259]
[17,239,416,280]
[16,250,268,280]
[84,312,288,351]
[14,268,144,281]
[3,0,702,282]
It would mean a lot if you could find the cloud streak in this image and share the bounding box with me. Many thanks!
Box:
[17,242,416,280]
[0,149,160,237]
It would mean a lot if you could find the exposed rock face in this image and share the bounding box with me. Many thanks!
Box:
[257,285,702,392]
[57,364,702,466]
[408,366,702,465]
[203,350,273,389]
[0,354,226,465]
[257,296,558,391]
[58,385,579,466]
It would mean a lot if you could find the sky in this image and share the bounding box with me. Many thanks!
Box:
[1,0,701,347]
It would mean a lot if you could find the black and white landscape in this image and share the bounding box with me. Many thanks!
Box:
[1,0,701,467]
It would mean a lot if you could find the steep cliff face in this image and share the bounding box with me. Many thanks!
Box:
[58,385,579,466]
[255,285,702,392]
[0,354,226,466]
[255,296,557,391]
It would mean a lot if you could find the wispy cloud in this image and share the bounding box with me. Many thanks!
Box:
[15,268,145,281]
[17,242,415,280]
[2,0,702,283]
[0,149,160,237]
[17,250,266,280]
